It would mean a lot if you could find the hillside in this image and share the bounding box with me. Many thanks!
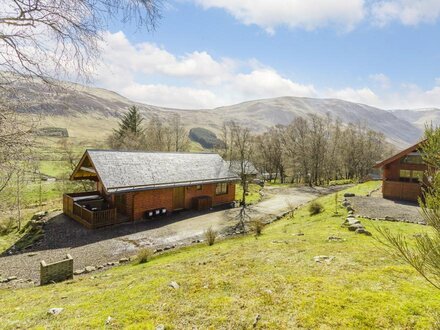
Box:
[392,108,440,130]
[4,78,431,147]
[1,183,439,329]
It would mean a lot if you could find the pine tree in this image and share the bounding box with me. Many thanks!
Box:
[115,106,145,137]
[108,106,146,150]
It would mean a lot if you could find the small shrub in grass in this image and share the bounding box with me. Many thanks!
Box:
[308,201,324,215]
[0,218,16,236]
[251,218,265,236]
[204,226,217,246]
[137,248,154,264]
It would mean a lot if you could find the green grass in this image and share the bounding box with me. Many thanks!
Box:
[39,160,70,179]
[236,183,262,205]
[1,182,440,329]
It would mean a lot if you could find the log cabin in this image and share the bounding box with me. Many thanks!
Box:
[63,150,240,229]
[374,140,428,202]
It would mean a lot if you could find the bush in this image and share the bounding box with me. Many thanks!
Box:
[137,248,154,264]
[204,227,217,246]
[251,218,265,236]
[308,201,324,215]
[0,218,16,236]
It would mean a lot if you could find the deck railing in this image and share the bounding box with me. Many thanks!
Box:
[63,193,121,229]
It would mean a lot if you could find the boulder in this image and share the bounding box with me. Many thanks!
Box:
[355,228,372,236]
[74,269,85,275]
[313,255,335,263]
[119,257,129,263]
[48,308,64,315]
[348,223,364,231]
[84,266,96,273]
[327,236,343,242]
[31,211,47,221]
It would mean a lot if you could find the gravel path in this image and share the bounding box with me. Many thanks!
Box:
[0,184,350,287]
[347,194,424,224]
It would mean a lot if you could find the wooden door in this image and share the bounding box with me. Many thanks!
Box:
[173,187,185,210]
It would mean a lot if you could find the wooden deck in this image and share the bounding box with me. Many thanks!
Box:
[63,192,127,229]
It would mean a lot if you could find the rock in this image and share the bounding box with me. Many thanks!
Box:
[27,253,38,257]
[7,276,17,282]
[97,265,103,269]
[84,266,96,273]
[156,325,165,330]
[168,281,180,289]
[341,200,350,207]
[348,223,364,231]
[355,228,372,236]
[292,233,304,236]
[31,211,48,221]
[74,269,85,275]
[106,316,114,325]
[347,218,361,225]
[313,255,335,264]
[344,193,355,197]
[346,206,354,212]
[119,257,129,263]
[264,289,273,295]
[48,308,63,315]
[327,236,343,242]
[348,210,354,215]
[253,314,261,328]
[154,248,163,253]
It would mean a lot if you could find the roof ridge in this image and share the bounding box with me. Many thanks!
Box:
[86,149,219,155]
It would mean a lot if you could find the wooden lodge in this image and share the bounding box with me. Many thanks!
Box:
[374,140,428,202]
[64,150,239,228]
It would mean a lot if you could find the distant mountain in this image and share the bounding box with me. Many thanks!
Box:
[3,78,431,147]
[392,109,440,131]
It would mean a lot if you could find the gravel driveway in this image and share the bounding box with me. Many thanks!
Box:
[347,194,424,224]
[0,184,350,286]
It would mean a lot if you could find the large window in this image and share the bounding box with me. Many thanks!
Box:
[215,182,228,195]
[399,170,424,183]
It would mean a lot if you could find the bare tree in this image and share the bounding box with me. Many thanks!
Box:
[166,114,190,152]
[0,0,162,83]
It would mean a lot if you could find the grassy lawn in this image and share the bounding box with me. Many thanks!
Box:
[236,183,262,205]
[1,182,440,329]
[39,160,70,179]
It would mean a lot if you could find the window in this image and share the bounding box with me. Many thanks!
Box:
[399,170,424,183]
[215,182,228,195]
[196,185,202,191]
[412,171,424,183]
[401,154,424,165]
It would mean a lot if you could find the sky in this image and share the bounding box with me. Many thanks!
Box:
[91,0,440,110]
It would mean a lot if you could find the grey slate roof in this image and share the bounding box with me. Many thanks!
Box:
[86,150,239,193]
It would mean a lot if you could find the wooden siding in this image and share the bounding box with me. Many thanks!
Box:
[382,181,422,202]
[129,183,236,221]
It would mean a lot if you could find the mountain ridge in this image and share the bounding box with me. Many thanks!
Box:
[4,78,435,147]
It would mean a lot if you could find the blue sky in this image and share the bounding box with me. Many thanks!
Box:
[93,0,440,109]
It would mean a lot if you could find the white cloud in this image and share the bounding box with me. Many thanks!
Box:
[193,0,365,33]
[371,0,440,26]
[92,31,440,110]
[326,87,381,106]
[93,31,316,108]
[369,73,391,89]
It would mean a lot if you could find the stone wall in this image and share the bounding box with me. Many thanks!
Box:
[40,254,73,285]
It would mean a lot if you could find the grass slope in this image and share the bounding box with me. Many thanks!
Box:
[1,182,439,329]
